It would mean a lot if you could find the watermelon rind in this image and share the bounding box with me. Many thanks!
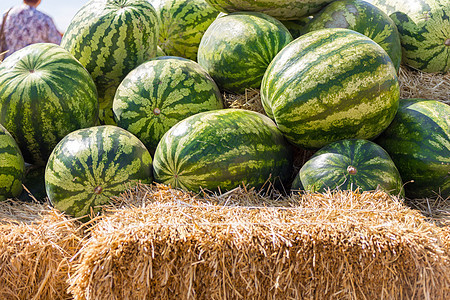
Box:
[113,56,224,153]
[0,124,25,200]
[0,43,99,166]
[149,0,220,60]
[204,0,334,20]
[302,0,402,71]
[298,139,404,196]
[45,125,153,219]
[61,0,159,125]
[367,0,450,73]
[153,109,293,193]
[197,11,293,94]
[261,28,399,149]
[375,98,450,199]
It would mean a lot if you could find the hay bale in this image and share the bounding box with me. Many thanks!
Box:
[68,184,450,300]
[0,200,83,300]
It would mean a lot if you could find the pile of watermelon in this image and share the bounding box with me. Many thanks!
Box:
[0,0,448,219]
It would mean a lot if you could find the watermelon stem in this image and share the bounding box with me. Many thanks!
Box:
[347,166,357,175]
[445,39,450,47]
[94,186,103,195]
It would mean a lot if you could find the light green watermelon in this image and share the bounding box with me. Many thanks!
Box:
[45,125,153,219]
[61,0,159,125]
[261,28,399,149]
[0,124,25,200]
[302,0,402,71]
[0,43,99,166]
[113,56,224,153]
[205,0,333,20]
[197,11,293,93]
[367,0,450,73]
[149,0,220,60]
[153,109,293,193]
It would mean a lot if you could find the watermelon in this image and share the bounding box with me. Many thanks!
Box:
[0,124,25,200]
[149,0,220,61]
[197,11,293,93]
[153,109,293,193]
[113,56,224,153]
[61,0,159,125]
[367,0,450,73]
[294,139,404,196]
[204,0,333,20]
[261,28,399,149]
[45,125,153,219]
[301,0,402,71]
[0,43,99,166]
[375,99,450,199]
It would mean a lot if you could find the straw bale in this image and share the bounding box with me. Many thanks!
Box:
[0,200,84,300]
[69,184,450,300]
[398,66,450,104]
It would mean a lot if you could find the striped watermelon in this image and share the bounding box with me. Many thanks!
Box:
[197,11,293,93]
[261,28,400,149]
[295,139,404,196]
[149,0,220,60]
[153,109,293,193]
[367,0,450,73]
[205,0,333,20]
[302,0,402,71]
[0,43,99,166]
[61,0,159,125]
[0,124,25,200]
[113,56,224,153]
[375,99,450,199]
[45,125,153,219]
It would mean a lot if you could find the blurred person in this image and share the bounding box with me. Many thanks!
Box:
[0,0,61,59]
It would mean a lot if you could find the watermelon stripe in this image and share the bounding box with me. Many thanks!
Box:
[113,57,223,152]
[367,0,450,72]
[153,109,293,192]
[301,0,402,71]
[299,139,403,195]
[45,125,153,217]
[375,99,450,198]
[0,43,99,165]
[0,125,25,199]
[204,0,333,20]
[198,11,293,93]
[61,0,159,124]
[261,28,399,149]
[152,0,219,60]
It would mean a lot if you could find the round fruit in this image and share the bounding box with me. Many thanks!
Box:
[0,43,99,166]
[0,124,25,200]
[375,99,450,199]
[45,125,153,219]
[113,56,223,153]
[61,0,159,124]
[153,109,293,193]
[197,11,292,93]
[302,0,402,71]
[261,28,399,149]
[297,139,404,196]
[150,0,220,60]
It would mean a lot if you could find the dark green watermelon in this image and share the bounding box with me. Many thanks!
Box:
[375,99,449,199]
[45,125,153,219]
[197,11,293,93]
[296,139,404,196]
[153,109,293,193]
